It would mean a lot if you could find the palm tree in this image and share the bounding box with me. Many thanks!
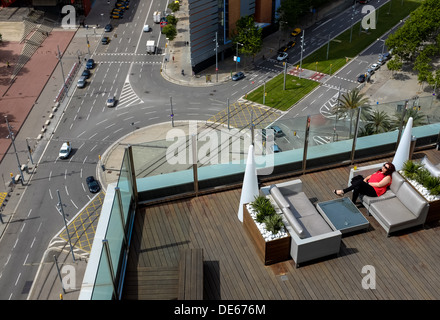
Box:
[364,110,392,135]
[391,107,427,130]
[333,88,371,138]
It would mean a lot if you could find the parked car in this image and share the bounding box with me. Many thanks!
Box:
[81,69,91,79]
[287,41,296,48]
[111,9,123,15]
[278,45,289,53]
[104,24,113,32]
[232,72,245,81]
[366,67,375,75]
[357,74,366,83]
[77,76,86,88]
[291,28,301,36]
[86,176,101,193]
[370,63,380,71]
[277,52,288,61]
[270,125,284,137]
[106,96,116,107]
[59,142,72,159]
[378,52,391,64]
[86,59,94,69]
[271,144,281,153]
[101,36,110,45]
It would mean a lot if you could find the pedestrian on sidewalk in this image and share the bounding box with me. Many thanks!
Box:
[6,61,10,68]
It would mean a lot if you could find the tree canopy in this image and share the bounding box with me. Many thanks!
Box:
[162,24,177,41]
[385,0,440,85]
[232,16,263,60]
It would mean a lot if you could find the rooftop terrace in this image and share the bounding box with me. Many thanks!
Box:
[122,147,440,300]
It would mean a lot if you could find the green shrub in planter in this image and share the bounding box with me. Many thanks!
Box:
[263,214,284,235]
[402,160,423,180]
[250,196,276,223]
[402,160,440,197]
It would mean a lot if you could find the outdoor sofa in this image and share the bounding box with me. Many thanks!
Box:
[348,164,429,236]
[260,179,342,268]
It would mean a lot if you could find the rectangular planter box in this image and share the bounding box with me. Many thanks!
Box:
[426,200,440,223]
[399,173,440,223]
[243,204,291,265]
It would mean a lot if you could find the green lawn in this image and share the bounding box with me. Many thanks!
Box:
[301,0,422,74]
[246,74,319,111]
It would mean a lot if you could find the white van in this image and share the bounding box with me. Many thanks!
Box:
[143,25,150,32]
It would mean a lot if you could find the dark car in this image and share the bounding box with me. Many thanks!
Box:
[104,24,113,32]
[278,45,289,53]
[232,72,245,81]
[287,41,296,48]
[86,176,101,193]
[101,36,110,45]
[357,74,366,83]
[81,69,91,79]
[86,59,94,69]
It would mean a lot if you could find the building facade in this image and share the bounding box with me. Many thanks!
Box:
[189,0,279,73]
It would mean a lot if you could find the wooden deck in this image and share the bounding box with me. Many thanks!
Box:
[122,148,440,300]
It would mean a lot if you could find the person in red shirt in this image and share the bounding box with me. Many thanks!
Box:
[333,162,396,203]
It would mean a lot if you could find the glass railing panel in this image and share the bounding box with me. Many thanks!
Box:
[105,195,124,278]
[305,113,353,169]
[91,243,114,300]
[117,150,133,221]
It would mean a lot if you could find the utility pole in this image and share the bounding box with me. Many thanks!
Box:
[283,62,287,90]
[227,98,230,130]
[299,30,305,79]
[263,81,266,105]
[236,42,243,73]
[170,97,174,127]
[5,116,25,186]
[214,32,218,82]
[57,45,68,97]
[57,190,76,262]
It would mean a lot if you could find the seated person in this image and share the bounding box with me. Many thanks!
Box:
[333,162,396,203]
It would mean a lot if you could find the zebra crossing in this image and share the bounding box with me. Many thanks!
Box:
[116,81,144,109]
[320,92,341,119]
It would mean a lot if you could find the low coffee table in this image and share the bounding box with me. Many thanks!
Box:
[316,198,369,234]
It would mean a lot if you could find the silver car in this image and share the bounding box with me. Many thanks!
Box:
[77,76,86,88]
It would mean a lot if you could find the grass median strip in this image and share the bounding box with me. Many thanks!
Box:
[301,0,422,75]
[246,73,319,111]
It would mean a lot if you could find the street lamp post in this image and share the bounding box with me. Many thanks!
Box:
[5,116,25,186]
[214,32,218,82]
[57,190,76,262]
[236,42,243,73]
[299,30,305,78]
